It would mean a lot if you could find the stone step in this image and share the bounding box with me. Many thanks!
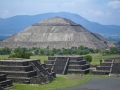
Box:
[0,74,6,82]
[0,60,29,66]
[48,57,56,60]
[69,60,86,65]
[46,64,53,69]
[0,79,13,88]
[67,69,89,74]
[105,59,113,62]
[96,66,111,71]
[0,71,37,77]
[68,64,90,69]
[92,70,110,75]
[7,77,30,84]
[0,65,33,72]
[100,62,112,66]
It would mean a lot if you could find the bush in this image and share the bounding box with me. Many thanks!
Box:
[84,55,92,63]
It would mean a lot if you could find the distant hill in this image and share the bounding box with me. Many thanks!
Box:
[0,12,120,37]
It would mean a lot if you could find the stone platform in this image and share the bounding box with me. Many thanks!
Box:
[0,74,13,89]
[44,56,90,74]
[92,58,120,75]
[0,58,56,84]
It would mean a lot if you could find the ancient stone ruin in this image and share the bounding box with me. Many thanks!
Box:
[0,58,56,84]
[0,17,115,49]
[0,74,13,89]
[92,58,120,75]
[44,56,90,74]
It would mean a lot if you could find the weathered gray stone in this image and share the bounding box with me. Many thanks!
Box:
[0,59,56,84]
[92,58,120,75]
[0,17,115,49]
[44,56,90,74]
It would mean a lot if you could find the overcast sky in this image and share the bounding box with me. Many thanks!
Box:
[0,0,120,25]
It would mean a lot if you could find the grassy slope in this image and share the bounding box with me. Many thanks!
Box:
[0,54,120,90]
[89,54,120,65]
[8,74,105,90]
[0,54,120,64]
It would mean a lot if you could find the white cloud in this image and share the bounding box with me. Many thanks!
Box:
[63,2,76,7]
[94,11,104,16]
[88,9,104,16]
[82,9,111,17]
[108,0,120,9]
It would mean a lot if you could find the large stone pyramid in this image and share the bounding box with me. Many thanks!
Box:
[0,17,114,49]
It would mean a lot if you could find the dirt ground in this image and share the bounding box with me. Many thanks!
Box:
[62,77,120,90]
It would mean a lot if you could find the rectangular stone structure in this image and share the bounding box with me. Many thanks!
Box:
[0,58,56,84]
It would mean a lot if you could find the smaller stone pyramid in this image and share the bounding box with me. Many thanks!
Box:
[44,56,90,74]
[92,58,120,75]
[0,58,56,84]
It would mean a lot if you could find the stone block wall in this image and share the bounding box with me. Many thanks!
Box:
[0,59,56,84]
[0,74,13,88]
[45,56,90,74]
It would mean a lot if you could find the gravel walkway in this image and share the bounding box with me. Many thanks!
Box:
[62,78,120,90]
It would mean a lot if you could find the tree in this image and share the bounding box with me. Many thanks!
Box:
[0,47,11,55]
[84,55,92,63]
[110,47,118,54]
[9,50,30,59]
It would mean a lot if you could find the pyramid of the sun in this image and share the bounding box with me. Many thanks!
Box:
[0,58,56,84]
[0,17,114,49]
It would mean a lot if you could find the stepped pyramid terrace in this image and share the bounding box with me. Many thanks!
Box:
[44,56,90,74]
[0,58,56,84]
[92,57,120,76]
[0,17,115,49]
[0,74,13,89]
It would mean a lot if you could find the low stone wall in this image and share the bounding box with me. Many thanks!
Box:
[69,60,86,65]
[0,61,29,66]
[100,63,112,66]
[0,71,37,78]
[96,66,111,71]
[0,66,33,72]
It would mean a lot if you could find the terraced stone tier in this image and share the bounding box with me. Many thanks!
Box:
[0,59,56,84]
[0,74,13,88]
[45,56,90,74]
[69,60,86,65]
[100,62,112,66]
[0,65,33,72]
[0,71,37,77]
[67,69,89,74]
[92,70,110,75]
[96,66,111,71]
[68,64,90,69]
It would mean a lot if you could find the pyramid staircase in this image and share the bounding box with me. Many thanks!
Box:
[92,58,120,75]
[44,56,90,74]
[0,74,13,89]
[0,58,56,84]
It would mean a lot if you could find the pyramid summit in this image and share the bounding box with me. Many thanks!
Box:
[0,17,115,49]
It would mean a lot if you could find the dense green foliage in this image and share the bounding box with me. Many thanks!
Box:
[9,50,30,59]
[84,55,92,63]
[102,47,119,55]
[0,47,11,55]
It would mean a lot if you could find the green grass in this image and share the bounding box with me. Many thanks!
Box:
[0,54,120,65]
[8,74,106,90]
[30,56,48,64]
[89,53,120,65]
[0,55,9,60]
